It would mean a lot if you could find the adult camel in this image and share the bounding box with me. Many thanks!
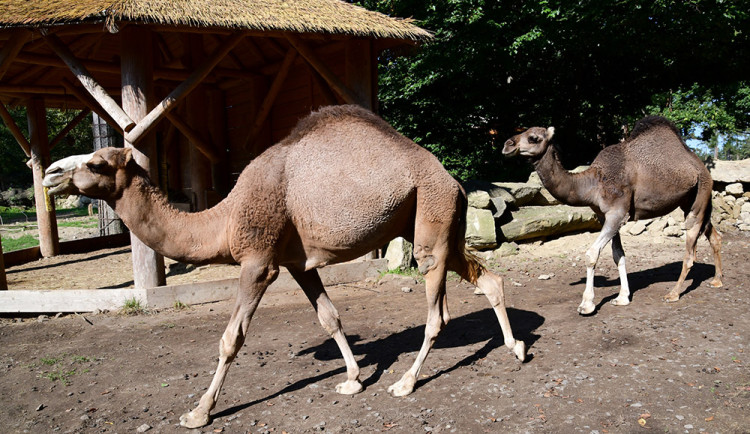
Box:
[503,116,723,315]
[44,105,526,428]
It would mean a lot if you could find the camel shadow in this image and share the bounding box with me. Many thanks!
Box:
[569,261,715,314]
[213,307,543,421]
[5,248,131,274]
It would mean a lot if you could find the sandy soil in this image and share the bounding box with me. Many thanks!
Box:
[1,228,748,433]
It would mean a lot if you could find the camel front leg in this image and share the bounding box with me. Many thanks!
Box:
[288,268,363,395]
[609,233,631,306]
[180,262,277,429]
[388,263,448,397]
[580,217,623,315]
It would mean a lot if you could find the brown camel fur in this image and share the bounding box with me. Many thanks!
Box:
[502,116,723,315]
[43,105,526,428]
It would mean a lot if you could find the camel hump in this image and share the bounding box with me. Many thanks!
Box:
[630,115,683,141]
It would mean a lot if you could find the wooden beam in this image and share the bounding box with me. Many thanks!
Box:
[0,84,121,95]
[125,31,246,145]
[0,102,31,157]
[286,34,362,106]
[243,48,297,150]
[61,78,123,134]
[49,108,91,150]
[42,32,136,132]
[0,29,30,80]
[27,98,60,257]
[165,112,220,163]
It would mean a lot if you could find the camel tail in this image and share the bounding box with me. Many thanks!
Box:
[462,249,485,285]
[454,183,486,285]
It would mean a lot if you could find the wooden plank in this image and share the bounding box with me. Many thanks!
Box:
[0,101,31,157]
[243,48,296,150]
[286,35,362,106]
[0,289,148,313]
[124,32,247,145]
[0,29,31,80]
[0,258,387,312]
[49,109,91,150]
[43,33,136,132]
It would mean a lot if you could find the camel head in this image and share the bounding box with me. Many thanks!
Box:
[502,126,555,159]
[43,147,136,199]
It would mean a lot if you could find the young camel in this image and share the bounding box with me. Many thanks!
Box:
[43,105,526,428]
[502,116,723,315]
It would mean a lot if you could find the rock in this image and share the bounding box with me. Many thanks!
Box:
[708,158,750,183]
[663,225,683,237]
[467,190,491,209]
[538,274,553,280]
[529,187,561,206]
[648,217,668,235]
[491,196,508,218]
[385,237,414,271]
[465,207,497,249]
[725,182,745,197]
[136,424,152,433]
[527,171,543,187]
[379,273,418,286]
[628,220,648,236]
[492,182,540,206]
[498,205,601,242]
[494,242,519,257]
[401,287,413,293]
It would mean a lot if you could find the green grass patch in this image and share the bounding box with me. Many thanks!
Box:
[121,297,148,315]
[379,267,424,283]
[0,206,35,223]
[38,354,95,386]
[1,234,38,252]
[57,217,98,229]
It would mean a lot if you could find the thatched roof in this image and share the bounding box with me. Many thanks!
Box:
[0,0,431,41]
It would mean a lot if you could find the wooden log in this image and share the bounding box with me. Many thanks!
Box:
[124,32,246,145]
[26,98,60,257]
[286,34,362,106]
[243,48,297,150]
[165,112,220,163]
[49,109,91,150]
[0,102,31,157]
[42,33,136,132]
[0,234,7,290]
[61,78,123,134]
[121,26,166,289]
[0,29,31,80]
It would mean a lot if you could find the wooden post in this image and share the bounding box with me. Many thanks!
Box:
[0,234,7,290]
[345,39,374,110]
[187,34,212,211]
[92,112,127,237]
[26,97,60,257]
[0,102,31,157]
[121,27,166,288]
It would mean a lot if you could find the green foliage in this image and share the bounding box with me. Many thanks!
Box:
[0,108,93,190]
[38,354,95,386]
[121,297,148,315]
[361,0,750,179]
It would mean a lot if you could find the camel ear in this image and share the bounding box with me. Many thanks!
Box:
[121,147,133,166]
[546,127,555,141]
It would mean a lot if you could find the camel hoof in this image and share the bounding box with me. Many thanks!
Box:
[335,380,363,395]
[709,278,723,288]
[179,410,210,428]
[577,302,595,315]
[512,341,526,362]
[610,296,630,307]
[387,373,416,397]
[662,293,679,303]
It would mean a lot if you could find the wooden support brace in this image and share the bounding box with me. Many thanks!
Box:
[0,29,31,81]
[165,112,220,163]
[0,102,31,157]
[243,48,297,150]
[124,32,246,145]
[43,33,136,132]
[61,78,122,134]
[286,34,362,106]
[49,108,91,150]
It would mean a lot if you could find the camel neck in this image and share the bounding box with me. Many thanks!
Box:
[533,145,596,207]
[113,178,233,264]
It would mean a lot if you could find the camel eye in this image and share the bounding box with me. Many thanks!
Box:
[528,135,541,144]
[87,161,107,173]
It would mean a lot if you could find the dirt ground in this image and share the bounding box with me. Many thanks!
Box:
[1,228,748,433]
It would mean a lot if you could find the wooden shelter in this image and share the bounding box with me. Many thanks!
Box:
[0,0,430,289]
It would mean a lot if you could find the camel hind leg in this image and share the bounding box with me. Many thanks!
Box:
[452,251,526,361]
[705,222,723,287]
